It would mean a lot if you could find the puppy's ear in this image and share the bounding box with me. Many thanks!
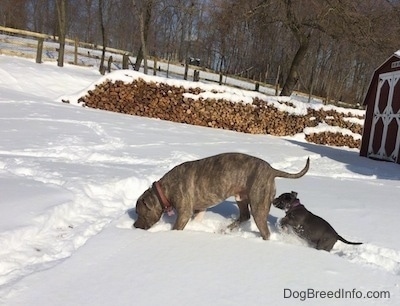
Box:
[291,191,298,198]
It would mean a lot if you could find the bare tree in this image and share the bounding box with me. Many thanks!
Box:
[0,0,28,28]
[98,0,107,74]
[83,0,95,42]
[132,0,154,73]
[3,0,400,104]
[245,0,399,102]
[279,0,312,96]
[32,0,57,37]
[56,0,66,67]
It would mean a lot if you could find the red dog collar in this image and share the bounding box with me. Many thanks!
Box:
[153,181,174,216]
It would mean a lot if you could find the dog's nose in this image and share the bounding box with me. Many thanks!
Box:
[133,220,148,230]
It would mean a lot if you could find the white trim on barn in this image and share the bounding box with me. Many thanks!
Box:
[367,71,400,162]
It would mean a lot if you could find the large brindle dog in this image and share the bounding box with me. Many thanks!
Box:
[273,191,362,251]
[134,153,309,240]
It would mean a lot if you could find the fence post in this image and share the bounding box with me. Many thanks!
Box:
[36,38,44,63]
[122,54,129,69]
[153,57,157,75]
[74,37,78,65]
[193,70,200,82]
[275,65,281,96]
[107,56,113,73]
[184,58,189,80]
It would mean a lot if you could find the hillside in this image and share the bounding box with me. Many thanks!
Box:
[63,70,365,149]
[1,56,398,306]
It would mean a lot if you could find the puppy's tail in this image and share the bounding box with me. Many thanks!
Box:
[337,235,363,245]
[274,157,310,179]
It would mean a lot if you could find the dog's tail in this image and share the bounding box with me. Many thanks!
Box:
[337,235,363,245]
[274,157,310,179]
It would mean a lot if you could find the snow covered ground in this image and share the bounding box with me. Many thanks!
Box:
[0,55,399,305]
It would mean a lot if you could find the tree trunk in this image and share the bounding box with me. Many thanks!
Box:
[139,12,148,74]
[280,37,309,96]
[133,0,153,73]
[56,0,66,67]
[134,46,143,71]
[280,0,310,96]
[99,0,106,75]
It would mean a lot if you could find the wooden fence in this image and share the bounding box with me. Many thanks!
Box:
[0,26,273,92]
[0,25,132,70]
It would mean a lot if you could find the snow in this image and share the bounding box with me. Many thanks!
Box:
[0,55,399,305]
[303,123,362,140]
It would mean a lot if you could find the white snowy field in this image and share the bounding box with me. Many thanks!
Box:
[0,55,399,305]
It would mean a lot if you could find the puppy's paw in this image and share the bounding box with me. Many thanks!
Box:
[227,219,240,231]
[276,219,288,233]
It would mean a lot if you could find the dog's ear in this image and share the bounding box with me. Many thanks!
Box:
[142,200,152,210]
[291,191,298,198]
[138,188,156,210]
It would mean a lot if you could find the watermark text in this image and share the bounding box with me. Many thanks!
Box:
[284,288,390,301]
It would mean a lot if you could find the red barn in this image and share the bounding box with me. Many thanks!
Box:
[360,51,400,164]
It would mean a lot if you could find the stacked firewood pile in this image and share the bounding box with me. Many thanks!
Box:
[305,132,361,148]
[77,78,364,149]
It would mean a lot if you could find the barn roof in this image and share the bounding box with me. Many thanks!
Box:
[363,51,400,106]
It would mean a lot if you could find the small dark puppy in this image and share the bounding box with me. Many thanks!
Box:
[273,191,362,252]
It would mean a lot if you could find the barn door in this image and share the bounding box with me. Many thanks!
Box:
[368,71,400,162]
